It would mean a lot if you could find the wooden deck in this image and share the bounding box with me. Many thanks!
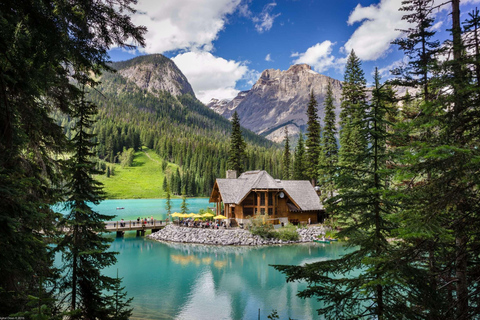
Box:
[104,220,167,232]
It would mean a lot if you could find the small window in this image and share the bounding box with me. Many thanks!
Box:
[260,208,266,215]
[268,192,273,205]
[268,208,273,216]
[260,192,265,206]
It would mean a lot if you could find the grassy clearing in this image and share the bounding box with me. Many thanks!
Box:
[95,147,178,199]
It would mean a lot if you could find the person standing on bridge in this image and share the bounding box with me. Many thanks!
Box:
[150,216,154,225]
[121,218,125,227]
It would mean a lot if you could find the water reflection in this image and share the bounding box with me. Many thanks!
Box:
[106,237,346,320]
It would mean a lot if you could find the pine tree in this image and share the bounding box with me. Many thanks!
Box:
[275,69,419,319]
[165,185,172,216]
[338,50,367,169]
[180,194,189,214]
[304,91,322,185]
[59,83,127,317]
[0,0,145,314]
[391,0,440,101]
[282,127,291,180]
[318,82,338,201]
[106,270,133,320]
[227,111,246,174]
[293,133,306,180]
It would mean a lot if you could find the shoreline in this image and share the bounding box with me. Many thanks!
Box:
[148,224,328,246]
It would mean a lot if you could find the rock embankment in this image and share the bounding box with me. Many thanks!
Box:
[148,224,327,246]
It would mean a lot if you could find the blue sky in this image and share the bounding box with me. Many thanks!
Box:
[109,0,480,103]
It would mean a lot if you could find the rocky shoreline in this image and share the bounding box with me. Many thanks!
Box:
[148,224,327,246]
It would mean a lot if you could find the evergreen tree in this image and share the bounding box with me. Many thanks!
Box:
[106,270,133,320]
[318,82,338,200]
[165,185,172,216]
[293,133,306,180]
[58,83,128,317]
[275,69,417,319]
[282,127,291,180]
[339,50,367,169]
[0,0,145,314]
[180,194,188,214]
[227,111,246,173]
[304,91,322,185]
[162,177,168,194]
[391,0,440,102]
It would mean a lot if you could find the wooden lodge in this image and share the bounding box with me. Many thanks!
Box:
[209,170,324,226]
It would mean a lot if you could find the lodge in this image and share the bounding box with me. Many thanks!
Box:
[209,170,324,226]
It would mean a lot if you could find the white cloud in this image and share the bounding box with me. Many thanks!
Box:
[265,53,273,62]
[172,51,251,103]
[344,0,408,61]
[291,41,340,73]
[253,2,281,33]
[132,0,242,54]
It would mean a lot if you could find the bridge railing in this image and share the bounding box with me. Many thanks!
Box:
[104,219,168,231]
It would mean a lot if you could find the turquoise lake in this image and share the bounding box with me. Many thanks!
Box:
[64,199,345,319]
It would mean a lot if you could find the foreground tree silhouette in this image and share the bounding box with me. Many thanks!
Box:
[0,0,145,314]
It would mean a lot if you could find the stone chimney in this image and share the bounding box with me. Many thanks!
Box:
[226,170,237,179]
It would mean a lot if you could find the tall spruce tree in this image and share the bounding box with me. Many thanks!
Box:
[282,127,291,180]
[165,185,172,216]
[391,0,440,102]
[227,111,246,174]
[338,50,367,169]
[318,82,338,200]
[389,1,480,317]
[274,69,422,319]
[180,194,189,214]
[59,83,130,317]
[304,91,322,185]
[293,133,306,180]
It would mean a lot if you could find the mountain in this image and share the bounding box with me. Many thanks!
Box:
[207,64,343,143]
[111,54,195,97]
[57,54,282,197]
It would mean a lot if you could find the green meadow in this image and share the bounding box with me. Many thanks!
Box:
[96,148,178,199]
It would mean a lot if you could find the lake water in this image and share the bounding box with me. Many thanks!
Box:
[61,199,345,319]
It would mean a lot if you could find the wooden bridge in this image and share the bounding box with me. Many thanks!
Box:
[104,219,168,236]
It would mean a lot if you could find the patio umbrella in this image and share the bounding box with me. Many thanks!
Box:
[201,212,215,218]
[215,215,227,219]
[186,213,197,218]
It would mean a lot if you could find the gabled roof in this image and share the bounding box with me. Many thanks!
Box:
[211,170,322,211]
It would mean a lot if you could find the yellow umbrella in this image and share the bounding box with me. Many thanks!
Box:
[171,212,182,217]
[215,215,227,219]
[191,214,202,219]
[185,213,196,218]
[201,212,215,218]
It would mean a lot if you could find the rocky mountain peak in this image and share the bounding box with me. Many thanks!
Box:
[287,63,313,73]
[208,65,343,143]
[112,54,195,98]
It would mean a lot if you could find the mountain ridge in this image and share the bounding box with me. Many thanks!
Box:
[207,64,343,142]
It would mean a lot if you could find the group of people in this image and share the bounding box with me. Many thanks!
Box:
[179,219,228,229]
[118,217,156,228]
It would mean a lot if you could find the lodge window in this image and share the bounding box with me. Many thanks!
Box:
[268,208,273,216]
[260,193,265,206]
[261,208,265,215]
[268,192,273,206]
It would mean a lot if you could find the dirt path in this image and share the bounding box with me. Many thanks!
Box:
[143,151,160,164]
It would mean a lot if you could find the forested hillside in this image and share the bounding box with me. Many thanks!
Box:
[57,54,282,197]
